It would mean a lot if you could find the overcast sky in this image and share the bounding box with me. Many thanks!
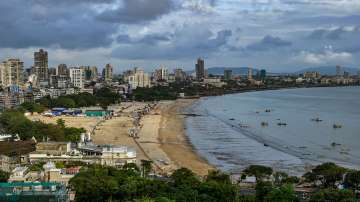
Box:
[1,0,360,73]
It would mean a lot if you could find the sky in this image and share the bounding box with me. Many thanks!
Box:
[1,0,360,73]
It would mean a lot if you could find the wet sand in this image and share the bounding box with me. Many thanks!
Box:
[153,99,214,176]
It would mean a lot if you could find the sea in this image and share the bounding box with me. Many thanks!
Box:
[184,86,360,176]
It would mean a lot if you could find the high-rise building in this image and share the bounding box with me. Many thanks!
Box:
[103,64,113,82]
[57,64,68,76]
[34,49,49,81]
[0,59,24,87]
[90,66,98,81]
[174,68,186,81]
[195,58,205,80]
[48,68,57,77]
[127,68,151,89]
[69,67,84,89]
[154,67,168,81]
[336,65,343,77]
[247,67,253,80]
[259,69,267,80]
[224,69,232,80]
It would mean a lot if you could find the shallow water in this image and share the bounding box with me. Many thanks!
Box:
[185,86,360,175]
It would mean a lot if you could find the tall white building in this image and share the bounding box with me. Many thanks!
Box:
[127,68,151,89]
[154,67,168,81]
[0,59,24,87]
[69,67,84,89]
[247,67,253,80]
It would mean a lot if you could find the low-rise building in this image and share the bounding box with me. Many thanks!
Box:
[304,71,321,79]
[8,166,30,182]
[0,140,36,172]
[203,78,226,87]
[29,142,137,167]
[0,182,69,202]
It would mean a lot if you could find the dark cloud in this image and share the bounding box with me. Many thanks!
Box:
[97,0,175,23]
[0,0,116,49]
[112,27,232,59]
[138,34,171,45]
[116,33,171,45]
[247,35,292,51]
[116,35,133,44]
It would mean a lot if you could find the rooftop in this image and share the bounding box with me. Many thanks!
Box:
[0,140,36,156]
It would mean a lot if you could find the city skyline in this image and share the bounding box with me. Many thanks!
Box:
[1,0,360,72]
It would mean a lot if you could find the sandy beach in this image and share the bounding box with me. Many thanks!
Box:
[29,100,213,176]
[157,99,214,176]
[136,99,213,176]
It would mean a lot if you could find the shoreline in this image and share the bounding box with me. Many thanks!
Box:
[136,99,214,176]
[157,99,214,176]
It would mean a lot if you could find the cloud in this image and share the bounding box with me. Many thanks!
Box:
[112,25,232,59]
[181,0,217,13]
[294,49,352,65]
[308,26,360,40]
[116,33,171,45]
[247,35,292,51]
[97,0,175,23]
[0,0,117,49]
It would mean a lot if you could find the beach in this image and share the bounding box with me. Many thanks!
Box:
[29,100,213,176]
[138,99,214,176]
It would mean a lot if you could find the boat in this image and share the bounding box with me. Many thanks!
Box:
[331,142,341,147]
[265,109,271,113]
[261,122,269,127]
[277,122,287,126]
[229,118,235,121]
[333,124,342,129]
[264,143,269,147]
[311,117,323,122]
[239,123,250,128]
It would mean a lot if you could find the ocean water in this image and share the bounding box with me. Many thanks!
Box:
[185,86,360,176]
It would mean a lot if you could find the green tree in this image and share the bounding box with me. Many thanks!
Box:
[243,165,273,181]
[55,97,76,108]
[310,189,356,202]
[344,170,360,190]
[304,162,346,188]
[255,181,273,202]
[265,184,299,202]
[56,118,65,128]
[206,170,232,184]
[0,170,10,182]
[21,102,45,113]
[56,161,65,169]
[171,167,200,188]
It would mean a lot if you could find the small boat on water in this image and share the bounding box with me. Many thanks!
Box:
[265,109,271,113]
[331,142,341,147]
[333,124,342,129]
[239,123,250,128]
[277,122,287,126]
[264,143,269,147]
[229,118,235,121]
[311,117,323,122]
[261,122,269,127]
